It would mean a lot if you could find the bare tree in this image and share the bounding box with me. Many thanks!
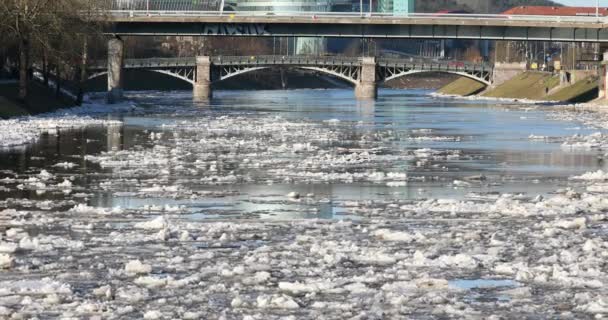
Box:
[0,0,107,103]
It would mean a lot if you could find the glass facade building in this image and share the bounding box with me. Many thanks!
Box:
[237,0,332,54]
[378,0,415,15]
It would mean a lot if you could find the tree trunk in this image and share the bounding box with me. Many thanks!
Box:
[55,67,61,98]
[18,39,28,103]
[43,50,49,87]
[77,38,88,106]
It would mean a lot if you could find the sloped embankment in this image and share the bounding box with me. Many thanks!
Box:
[546,77,599,103]
[436,77,486,96]
[482,72,560,100]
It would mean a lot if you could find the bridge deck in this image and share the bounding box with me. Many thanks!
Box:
[89,56,492,71]
[102,12,608,29]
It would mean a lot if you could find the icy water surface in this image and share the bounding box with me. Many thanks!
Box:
[0,89,608,319]
[1,89,605,219]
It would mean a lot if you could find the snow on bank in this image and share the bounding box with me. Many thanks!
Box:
[0,99,136,148]
[430,92,552,105]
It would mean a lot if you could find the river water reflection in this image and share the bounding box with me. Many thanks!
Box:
[0,89,605,220]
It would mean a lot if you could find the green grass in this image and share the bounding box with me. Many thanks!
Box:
[0,96,30,118]
[437,77,487,96]
[546,77,599,103]
[0,82,74,118]
[483,72,560,100]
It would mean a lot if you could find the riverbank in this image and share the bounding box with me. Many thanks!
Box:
[438,71,600,104]
[0,81,75,118]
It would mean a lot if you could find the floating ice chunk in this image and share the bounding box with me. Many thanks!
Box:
[435,254,479,269]
[69,204,122,215]
[453,180,471,187]
[0,254,14,269]
[286,192,300,199]
[143,310,163,319]
[354,252,396,266]
[116,286,149,303]
[373,229,421,243]
[134,216,168,230]
[0,307,11,316]
[576,298,608,314]
[38,170,53,180]
[416,278,449,290]
[231,295,244,308]
[135,276,169,288]
[125,260,152,275]
[53,162,77,169]
[19,236,40,251]
[57,179,73,189]
[257,294,299,309]
[278,281,335,294]
[0,278,72,296]
[92,285,112,299]
[587,183,608,193]
[571,170,608,181]
[0,242,18,253]
[243,271,271,285]
[183,312,204,319]
[500,286,531,298]
[554,217,587,230]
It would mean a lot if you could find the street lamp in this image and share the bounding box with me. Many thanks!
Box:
[360,0,363,16]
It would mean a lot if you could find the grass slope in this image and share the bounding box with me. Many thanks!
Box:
[0,96,30,118]
[0,82,74,118]
[483,72,560,100]
[546,77,599,103]
[437,77,487,96]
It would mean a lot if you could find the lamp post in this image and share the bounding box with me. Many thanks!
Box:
[360,0,363,16]
[597,0,600,21]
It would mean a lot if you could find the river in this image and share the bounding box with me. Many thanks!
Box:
[0,89,607,318]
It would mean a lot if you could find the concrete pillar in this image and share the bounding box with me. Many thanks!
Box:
[194,56,212,100]
[355,57,377,100]
[107,37,124,104]
[602,51,608,100]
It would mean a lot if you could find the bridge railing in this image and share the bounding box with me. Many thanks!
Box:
[89,57,196,69]
[212,55,362,66]
[88,56,492,74]
[100,7,607,24]
[108,0,221,12]
[378,58,493,70]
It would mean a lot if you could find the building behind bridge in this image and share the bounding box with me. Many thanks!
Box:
[237,0,333,55]
[497,6,607,70]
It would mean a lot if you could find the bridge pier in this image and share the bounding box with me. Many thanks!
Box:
[602,51,608,100]
[107,37,124,104]
[355,57,377,100]
[194,56,212,100]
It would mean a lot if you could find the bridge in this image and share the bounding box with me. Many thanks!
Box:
[100,11,608,42]
[90,55,492,101]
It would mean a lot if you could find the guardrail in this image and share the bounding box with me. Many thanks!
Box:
[101,10,608,23]
[89,55,491,70]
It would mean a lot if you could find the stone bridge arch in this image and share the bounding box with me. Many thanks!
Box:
[382,70,491,86]
[87,69,196,85]
[379,65,492,86]
[216,65,360,85]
